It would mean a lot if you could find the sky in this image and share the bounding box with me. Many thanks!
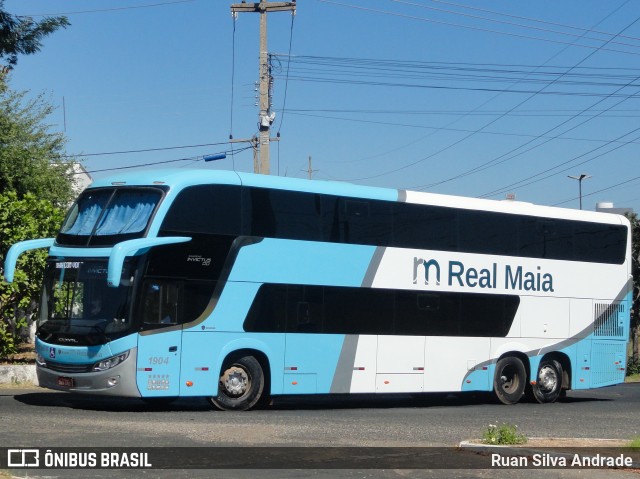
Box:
[6,0,640,213]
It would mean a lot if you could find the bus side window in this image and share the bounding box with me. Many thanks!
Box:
[295,301,320,332]
[141,280,181,326]
[417,293,439,311]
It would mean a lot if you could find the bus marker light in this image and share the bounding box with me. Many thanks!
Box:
[530,381,536,386]
[195,367,209,371]
[292,381,298,386]
[285,366,298,371]
[353,367,365,371]
[186,381,193,387]
[482,367,488,370]
[144,368,152,372]
[466,380,471,384]
[384,380,390,384]
[413,367,424,371]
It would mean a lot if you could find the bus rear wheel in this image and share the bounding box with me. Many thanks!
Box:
[208,355,264,411]
[531,359,563,404]
[494,356,526,405]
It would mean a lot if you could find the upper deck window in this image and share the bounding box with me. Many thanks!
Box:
[58,187,165,246]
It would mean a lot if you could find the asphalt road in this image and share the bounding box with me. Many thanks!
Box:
[1,383,639,478]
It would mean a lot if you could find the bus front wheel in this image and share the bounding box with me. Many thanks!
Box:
[208,355,265,411]
[493,356,526,405]
[531,359,563,404]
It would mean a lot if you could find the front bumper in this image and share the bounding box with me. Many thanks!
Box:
[36,347,141,397]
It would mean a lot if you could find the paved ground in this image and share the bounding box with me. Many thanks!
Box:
[1,383,639,478]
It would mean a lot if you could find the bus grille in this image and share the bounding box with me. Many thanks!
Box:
[594,302,624,338]
[44,361,94,374]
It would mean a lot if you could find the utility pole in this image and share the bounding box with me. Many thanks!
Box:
[303,155,318,179]
[231,0,296,175]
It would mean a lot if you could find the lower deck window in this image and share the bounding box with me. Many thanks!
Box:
[244,284,519,337]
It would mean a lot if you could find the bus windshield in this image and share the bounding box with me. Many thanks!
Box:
[57,187,164,246]
[38,260,136,345]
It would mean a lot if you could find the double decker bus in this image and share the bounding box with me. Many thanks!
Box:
[4,169,631,410]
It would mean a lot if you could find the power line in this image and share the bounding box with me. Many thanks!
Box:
[77,146,253,175]
[409,6,640,190]
[318,0,640,56]
[422,0,640,43]
[62,140,233,158]
[276,74,640,97]
[275,12,296,135]
[336,2,635,183]
[21,0,197,17]
[281,107,640,118]
[552,175,640,206]
[271,54,640,83]
[386,0,640,51]
[479,127,640,199]
[283,110,640,146]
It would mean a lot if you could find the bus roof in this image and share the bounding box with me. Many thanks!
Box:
[88,168,627,226]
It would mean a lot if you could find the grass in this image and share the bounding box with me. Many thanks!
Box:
[628,437,640,448]
[626,373,640,383]
[482,423,527,445]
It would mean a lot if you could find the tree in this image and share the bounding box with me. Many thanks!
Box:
[0,83,75,205]
[0,4,73,356]
[0,85,76,355]
[0,192,64,356]
[0,1,69,70]
[626,212,640,370]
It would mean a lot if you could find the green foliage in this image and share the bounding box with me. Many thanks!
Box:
[0,192,64,357]
[629,437,640,448]
[0,3,73,358]
[0,1,69,70]
[628,357,640,376]
[0,85,76,206]
[482,423,527,446]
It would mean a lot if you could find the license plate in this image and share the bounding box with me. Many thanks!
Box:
[57,376,74,388]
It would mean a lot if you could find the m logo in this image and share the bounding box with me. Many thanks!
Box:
[413,257,441,285]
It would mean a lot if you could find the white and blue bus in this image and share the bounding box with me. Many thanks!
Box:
[4,170,632,410]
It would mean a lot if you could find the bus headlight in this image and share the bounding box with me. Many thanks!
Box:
[93,351,130,372]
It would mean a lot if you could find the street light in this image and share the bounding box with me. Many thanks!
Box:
[567,173,591,210]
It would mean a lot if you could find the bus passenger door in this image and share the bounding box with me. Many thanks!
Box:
[136,279,183,397]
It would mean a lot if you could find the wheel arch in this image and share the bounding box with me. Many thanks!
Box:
[494,350,531,389]
[214,339,274,396]
[220,348,272,396]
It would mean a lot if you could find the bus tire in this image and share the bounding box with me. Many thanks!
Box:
[208,355,265,411]
[493,356,526,405]
[531,359,563,404]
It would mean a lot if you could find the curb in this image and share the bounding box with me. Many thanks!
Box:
[0,364,38,386]
[459,439,640,469]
